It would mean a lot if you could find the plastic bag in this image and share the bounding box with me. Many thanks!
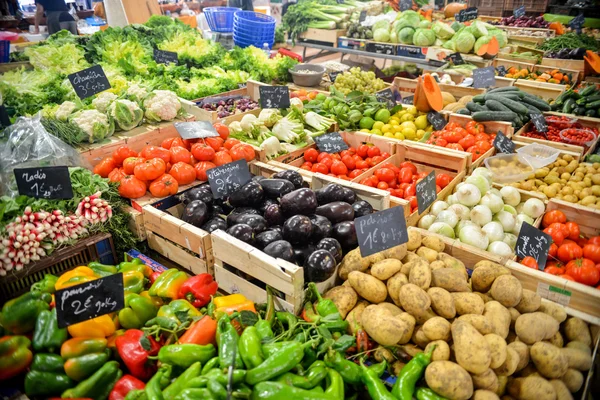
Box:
[0,115,88,197]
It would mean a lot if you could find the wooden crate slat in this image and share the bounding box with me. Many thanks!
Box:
[147,231,209,275]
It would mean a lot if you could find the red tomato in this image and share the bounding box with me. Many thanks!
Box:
[141,146,171,164]
[108,168,126,183]
[475,140,492,152]
[134,158,167,182]
[446,143,465,151]
[399,162,418,175]
[545,266,565,276]
[330,160,348,176]
[375,168,396,183]
[357,144,369,158]
[565,221,580,241]
[341,155,356,170]
[406,196,417,210]
[356,160,369,169]
[377,181,389,190]
[557,242,583,263]
[213,123,230,140]
[214,151,233,166]
[149,174,179,198]
[521,256,539,269]
[118,175,147,199]
[404,184,416,198]
[348,169,362,179]
[442,130,462,143]
[391,188,404,198]
[161,137,175,149]
[311,163,328,174]
[436,173,451,189]
[381,152,390,159]
[560,274,576,281]
[543,225,566,247]
[583,244,600,263]
[431,138,448,148]
[565,258,600,286]
[380,162,400,174]
[223,138,241,150]
[398,167,414,184]
[588,236,600,246]
[170,146,192,165]
[317,152,332,163]
[112,146,138,166]
[191,143,216,162]
[304,148,319,163]
[230,143,255,162]
[474,133,489,142]
[548,222,569,240]
[370,156,384,167]
[466,145,484,161]
[458,134,476,150]
[367,146,380,158]
[194,161,216,181]
[123,157,146,175]
[204,137,224,152]
[169,162,196,185]
[93,157,117,178]
[320,157,334,170]
[548,243,558,258]
[542,210,567,228]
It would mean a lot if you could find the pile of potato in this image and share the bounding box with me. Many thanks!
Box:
[323,228,596,400]
[507,155,600,208]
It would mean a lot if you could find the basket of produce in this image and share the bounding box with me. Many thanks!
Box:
[204,7,240,33]
[289,64,326,87]
[559,128,597,147]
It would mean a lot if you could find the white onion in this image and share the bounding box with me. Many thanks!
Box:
[488,188,502,198]
[479,193,504,214]
[500,186,521,207]
[512,214,535,235]
[428,222,456,238]
[436,210,459,228]
[471,167,493,184]
[493,210,516,232]
[466,175,490,196]
[455,220,478,237]
[446,194,458,205]
[470,205,492,226]
[418,214,436,230]
[456,183,481,207]
[487,241,513,257]
[449,204,471,221]
[503,233,517,249]
[515,202,524,214]
[430,201,449,216]
[522,198,545,219]
[459,225,489,250]
[482,221,505,242]
[503,205,517,215]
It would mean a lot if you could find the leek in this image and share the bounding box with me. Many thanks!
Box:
[308,21,337,29]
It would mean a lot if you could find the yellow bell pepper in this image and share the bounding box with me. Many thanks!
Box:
[213,294,248,309]
[140,291,164,308]
[55,267,98,290]
[67,314,117,338]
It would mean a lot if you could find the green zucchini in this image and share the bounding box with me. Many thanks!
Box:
[466,102,487,112]
[574,106,586,115]
[583,94,600,103]
[456,108,471,115]
[485,94,529,115]
[472,94,486,103]
[579,85,598,97]
[585,99,600,109]
[485,99,511,112]
[487,87,520,93]
[563,98,576,113]
[471,111,517,123]
[554,89,575,106]
[521,95,551,111]
[585,109,597,118]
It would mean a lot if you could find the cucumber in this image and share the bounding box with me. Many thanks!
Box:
[472,94,486,103]
[585,99,600,109]
[485,99,511,112]
[563,98,576,113]
[579,85,598,97]
[487,87,520,93]
[466,102,487,112]
[521,95,551,111]
[456,108,471,115]
[524,104,541,114]
[574,106,586,115]
[485,94,529,115]
[471,111,517,123]
[585,109,597,118]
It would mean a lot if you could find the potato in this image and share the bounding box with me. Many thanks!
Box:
[387,271,408,306]
[452,319,491,374]
[453,293,485,315]
[413,308,438,325]
[437,252,467,273]
[563,317,591,346]
[472,369,499,392]
[345,300,368,334]
[515,289,541,313]
[396,312,416,344]
[560,347,592,371]
[457,314,494,335]
[549,380,573,400]
[431,268,470,292]
[429,260,446,271]
[472,263,511,292]
[473,260,505,270]
[367,252,386,265]
[546,331,563,348]
[392,361,406,376]
[339,248,370,280]
[538,301,567,323]
[403,252,421,264]
[493,347,520,376]
[324,285,358,319]
[403,343,425,357]
[371,259,403,281]
[423,317,451,341]
[401,257,428,277]
[530,342,568,379]
[377,302,402,316]
[425,361,474,400]
[475,292,494,303]
[508,341,529,372]
[361,305,409,345]
[417,246,438,262]
[425,340,451,361]
[490,275,523,308]
[565,341,591,354]
[507,377,557,400]
[348,271,387,303]
[428,287,456,319]
[560,369,583,393]
[374,346,395,364]
[382,243,408,261]
[422,235,445,252]
[407,229,422,250]
[412,325,431,348]
[515,312,560,344]
[409,259,432,290]
[473,390,501,400]
[519,364,541,377]
[399,283,431,316]
[484,301,511,339]
[496,376,508,397]
[485,334,507,369]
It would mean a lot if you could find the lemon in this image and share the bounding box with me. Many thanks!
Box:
[417,129,426,138]
[384,132,395,138]
[393,125,403,133]
[371,129,382,136]
[381,124,392,133]
[372,121,384,131]
[390,116,400,123]
[402,128,417,140]
[360,129,370,133]
[400,121,417,131]
[389,119,399,126]
[400,113,414,122]
[394,132,405,140]
[414,115,429,130]
[396,110,407,117]
[405,105,418,116]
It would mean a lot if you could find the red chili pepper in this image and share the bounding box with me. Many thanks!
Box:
[115,329,160,381]
[177,273,218,308]
[109,374,146,400]
[356,329,369,353]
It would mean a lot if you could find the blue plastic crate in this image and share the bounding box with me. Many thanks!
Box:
[205,7,240,33]
[96,237,116,265]
[0,41,9,64]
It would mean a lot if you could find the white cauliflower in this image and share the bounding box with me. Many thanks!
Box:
[55,101,78,121]
[127,83,149,103]
[92,92,118,113]
[109,99,143,131]
[143,90,182,122]
[70,110,115,143]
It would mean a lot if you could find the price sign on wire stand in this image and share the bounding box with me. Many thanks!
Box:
[314,132,349,154]
[259,86,290,109]
[174,121,220,139]
[68,65,111,100]
[493,131,515,154]
[206,159,252,199]
[455,7,478,22]
[55,273,125,328]
[569,14,585,32]
[14,166,73,200]
[401,95,414,105]
[376,88,396,108]
[329,71,342,83]
[153,49,179,65]
[514,6,526,18]
[516,222,552,270]
[416,170,437,215]
[355,207,408,257]
[445,52,465,65]
[0,105,10,127]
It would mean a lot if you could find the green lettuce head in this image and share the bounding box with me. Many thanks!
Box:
[110,99,143,131]
[413,29,436,46]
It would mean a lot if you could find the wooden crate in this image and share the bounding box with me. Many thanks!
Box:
[533,65,580,87]
[494,58,536,72]
[494,76,516,88]
[542,58,586,81]
[298,28,347,47]
[513,80,565,102]
[124,206,146,241]
[438,83,486,100]
[497,51,540,65]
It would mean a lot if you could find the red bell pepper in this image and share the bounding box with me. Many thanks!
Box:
[115,330,160,381]
[109,374,146,400]
[177,273,218,308]
[149,271,162,284]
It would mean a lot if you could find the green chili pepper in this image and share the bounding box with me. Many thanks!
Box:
[324,368,344,400]
[302,345,318,370]
[145,365,171,400]
[275,311,297,328]
[162,362,201,400]
[217,314,244,369]
[239,326,263,369]
[88,262,118,277]
[262,341,298,359]
[331,334,355,353]
[246,341,311,385]
[309,283,339,318]
[125,389,148,400]
[369,360,387,378]
[145,316,178,331]
[360,361,396,400]
[250,381,336,400]
[158,344,216,369]
[415,387,448,400]
[391,346,434,400]
[275,362,328,389]
[324,349,361,385]
[320,320,348,333]
[174,388,214,400]
[201,357,219,375]
[208,380,227,400]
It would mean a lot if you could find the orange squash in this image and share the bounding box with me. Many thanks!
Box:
[444,2,467,18]
[414,74,443,112]
[549,22,565,35]
[413,76,426,111]
[584,50,600,74]
[475,36,499,59]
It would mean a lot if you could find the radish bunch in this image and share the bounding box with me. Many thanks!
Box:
[76,191,113,223]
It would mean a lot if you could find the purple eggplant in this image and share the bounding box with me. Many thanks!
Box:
[316,237,342,264]
[315,201,354,224]
[181,200,209,228]
[263,240,295,263]
[283,215,313,244]
[304,249,336,283]
[280,188,318,217]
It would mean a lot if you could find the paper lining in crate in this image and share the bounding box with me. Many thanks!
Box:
[188,80,266,122]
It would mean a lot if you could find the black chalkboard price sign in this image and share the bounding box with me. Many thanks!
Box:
[399,0,412,12]
[259,86,290,109]
[355,207,408,257]
[516,222,552,270]
[153,49,179,65]
[416,170,437,214]
[401,95,414,105]
[329,71,342,83]
[366,42,396,56]
[569,14,585,31]
[174,121,220,140]
[68,65,111,100]
[376,88,396,108]
[14,166,73,200]
[473,66,496,89]
[207,159,252,199]
[427,111,447,131]
[493,131,515,154]
[514,6,525,18]
[530,112,548,133]
[0,105,10,127]
[55,273,125,328]
[359,10,367,23]
[455,7,478,22]
[314,132,349,154]
[445,52,465,65]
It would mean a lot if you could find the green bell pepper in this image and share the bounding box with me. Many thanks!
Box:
[174,389,214,400]
[158,343,216,369]
[118,257,151,277]
[123,270,145,294]
[64,348,111,381]
[30,274,58,294]
[32,308,68,353]
[149,268,188,299]
[88,262,118,277]
[119,293,159,329]
[61,360,122,400]
[0,291,51,334]
[25,353,74,397]
[157,299,201,324]
[31,353,65,372]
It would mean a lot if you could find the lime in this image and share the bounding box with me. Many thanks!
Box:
[415,115,429,130]
[359,117,375,130]
[372,121,385,131]
[374,109,391,123]
[315,93,327,102]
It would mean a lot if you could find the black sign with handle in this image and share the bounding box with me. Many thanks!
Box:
[0,105,10,127]
[68,65,111,100]
[314,132,349,154]
[473,66,496,89]
[401,95,414,105]
[153,49,179,65]
[14,166,73,200]
[455,7,478,22]
[569,14,585,31]
[329,71,342,83]
[514,6,526,18]
[427,111,447,131]
[493,131,515,154]
[55,273,125,328]
[516,222,552,270]
[174,121,220,140]
[207,159,252,199]
[259,86,290,109]
[400,0,412,12]
[416,170,437,214]
[376,88,396,108]
[445,52,465,65]
[366,42,396,55]
[530,112,548,133]
[355,207,408,257]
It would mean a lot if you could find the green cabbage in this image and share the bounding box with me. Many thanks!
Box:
[487,29,508,48]
[413,29,436,46]
[451,21,464,32]
[442,39,457,52]
[399,27,415,44]
[455,31,476,53]
[419,20,432,29]
[467,21,488,39]
[432,21,455,40]
[396,10,421,27]
[372,20,390,32]
[390,30,399,43]
[373,28,391,43]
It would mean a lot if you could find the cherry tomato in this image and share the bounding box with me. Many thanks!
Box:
[357,144,369,158]
[377,181,389,190]
[341,155,356,170]
[311,163,328,174]
[436,173,451,189]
